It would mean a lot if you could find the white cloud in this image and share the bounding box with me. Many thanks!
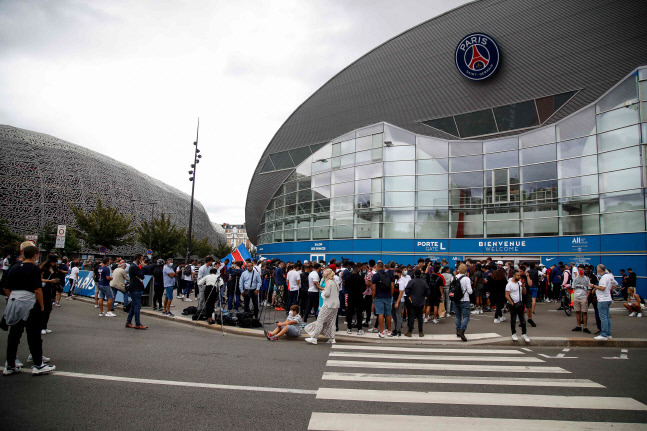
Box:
[0,0,469,225]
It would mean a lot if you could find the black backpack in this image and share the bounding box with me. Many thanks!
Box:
[183,265,192,276]
[376,271,391,295]
[449,275,465,303]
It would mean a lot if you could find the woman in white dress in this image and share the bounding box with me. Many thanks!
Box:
[304,268,339,345]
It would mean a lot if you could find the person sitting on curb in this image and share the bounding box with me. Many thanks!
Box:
[264,305,302,341]
[623,287,642,317]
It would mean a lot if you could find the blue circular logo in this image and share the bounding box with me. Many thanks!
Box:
[455,33,500,81]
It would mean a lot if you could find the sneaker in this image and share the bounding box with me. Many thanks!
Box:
[27,355,49,363]
[528,319,536,327]
[499,316,507,322]
[404,332,412,337]
[368,327,379,333]
[264,330,271,340]
[378,332,386,338]
[607,336,613,339]
[152,307,158,311]
[419,332,424,337]
[638,313,643,317]
[458,330,467,342]
[327,339,336,344]
[389,331,398,337]
[104,312,117,317]
[41,329,47,334]
[161,312,168,316]
[511,334,519,341]
[3,365,20,376]
[386,331,392,337]
[572,326,582,332]
[66,296,73,300]
[629,312,636,317]
[94,305,99,308]
[99,312,104,317]
[432,319,439,324]
[594,335,608,341]
[346,329,352,335]
[583,328,591,334]
[167,312,174,317]
[357,330,365,335]
[522,334,530,343]
[15,359,24,368]
[184,298,192,302]
[53,302,61,307]
[32,364,56,375]
[269,336,279,341]
[305,337,317,345]
[493,318,500,323]
[423,317,429,323]
[471,310,479,315]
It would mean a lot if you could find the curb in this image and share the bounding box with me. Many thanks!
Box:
[71,297,647,347]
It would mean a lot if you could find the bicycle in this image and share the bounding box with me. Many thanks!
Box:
[560,287,573,316]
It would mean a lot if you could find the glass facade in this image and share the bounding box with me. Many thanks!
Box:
[257,70,646,245]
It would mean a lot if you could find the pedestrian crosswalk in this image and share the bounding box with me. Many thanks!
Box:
[308,344,647,430]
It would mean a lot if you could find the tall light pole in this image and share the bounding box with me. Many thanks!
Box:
[186,118,201,264]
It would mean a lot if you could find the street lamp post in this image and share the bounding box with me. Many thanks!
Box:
[148,202,156,251]
[186,118,201,264]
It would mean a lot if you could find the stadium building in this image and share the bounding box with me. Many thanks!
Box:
[0,125,224,256]
[245,0,647,294]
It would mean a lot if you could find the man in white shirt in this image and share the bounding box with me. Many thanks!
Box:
[182,260,195,302]
[304,263,321,323]
[66,263,80,299]
[455,263,473,342]
[392,267,410,336]
[591,264,614,341]
[505,269,530,343]
[286,263,301,313]
[197,256,214,312]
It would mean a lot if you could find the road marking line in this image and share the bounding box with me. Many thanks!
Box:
[308,413,647,431]
[329,352,543,363]
[331,345,524,355]
[53,371,317,395]
[521,348,533,352]
[315,388,647,410]
[321,372,604,388]
[326,360,569,374]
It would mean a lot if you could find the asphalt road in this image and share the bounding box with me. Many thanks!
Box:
[1,299,646,430]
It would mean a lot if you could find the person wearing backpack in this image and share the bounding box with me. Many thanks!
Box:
[404,268,430,337]
[371,261,394,338]
[181,259,196,301]
[451,263,472,342]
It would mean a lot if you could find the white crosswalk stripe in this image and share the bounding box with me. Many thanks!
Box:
[307,344,647,429]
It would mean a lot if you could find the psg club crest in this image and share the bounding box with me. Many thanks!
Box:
[455,33,501,81]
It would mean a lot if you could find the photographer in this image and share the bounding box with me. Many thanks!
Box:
[240,261,261,320]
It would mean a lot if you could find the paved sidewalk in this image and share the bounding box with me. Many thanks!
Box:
[73,296,647,347]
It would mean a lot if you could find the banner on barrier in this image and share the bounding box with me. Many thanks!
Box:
[64,270,153,303]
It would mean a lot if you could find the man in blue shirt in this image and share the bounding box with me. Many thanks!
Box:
[162,258,176,316]
[240,261,262,319]
[126,254,148,329]
[97,257,115,317]
[551,263,563,302]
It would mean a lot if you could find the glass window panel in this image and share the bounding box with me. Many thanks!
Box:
[340,139,355,155]
[297,189,312,202]
[520,125,555,148]
[560,198,599,217]
[296,227,311,241]
[422,116,458,137]
[284,181,297,194]
[600,190,645,212]
[417,190,449,206]
[383,223,414,239]
[312,199,330,214]
[312,185,330,200]
[384,209,414,223]
[355,179,370,196]
[273,195,285,208]
[483,137,518,153]
[289,147,312,167]
[331,211,353,224]
[269,151,294,170]
[355,150,371,165]
[385,176,415,191]
[601,211,645,234]
[643,102,647,122]
[312,157,330,173]
[418,174,448,190]
[356,123,384,138]
[596,104,640,133]
[285,204,296,217]
[331,196,353,212]
[355,162,382,180]
[535,90,577,123]
[521,162,557,182]
[311,142,331,159]
[260,157,275,173]
[356,135,372,151]
[450,171,484,188]
[415,222,449,238]
[340,153,355,167]
[384,145,415,161]
[384,192,415,207]
[523,217,558,237]
[311,172,331,187]
[598,147,640,173]
[449,154,482,172]
[296,156,313,177]
[416,209,449,222]
[355,211,381,224]
[560,214,600,235]
[450,188,484,207]
[417,159,449,175]
[384,125,416,146]
[558,155,598,178]
[450,209,483,222]
[331,156,341,169]
[485,207,520,221]
[297,202,312,215]
[372,133,383,148]
[355,222,381,239]
[485,150,518,170]
[597,76,638,113]
[599,168,642,193]
[332,143,341,157]
[331,181,354,197]
[641,79,647,100]
[558,175,598,197]
[521,180,558,203]
[486,220,520,238]
[449,141,483,157]
[523,203,558,218]
[455,109,497,138]
[556,106,596,141]
[417,136,449,158]
[331,167,354,184]
[371,178,382,207]
[309,142,326,155]
[384,161,415,176]
[450,221,484,238]
[557,135,597,159]
[372,147,383,162]
[312,226,330,240]
[520,144,556,165]
[493,100,539,131]
[597,124,641,152]
[355,193,371,209]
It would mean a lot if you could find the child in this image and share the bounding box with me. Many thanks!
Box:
[265,305,302,340]
[623,287,642,317]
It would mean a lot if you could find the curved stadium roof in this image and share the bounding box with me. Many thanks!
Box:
[245,0,647,244]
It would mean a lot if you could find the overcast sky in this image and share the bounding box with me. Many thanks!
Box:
[0,0,469,225]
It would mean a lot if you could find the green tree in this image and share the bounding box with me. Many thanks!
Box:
[70,196,134,251]
[136,212,185,258]
[247,244,257,258]
[62,229,82,256]
[37,224,57,254]
[189,236,213,258]
[212,241,234,259]
[0,219,22,257]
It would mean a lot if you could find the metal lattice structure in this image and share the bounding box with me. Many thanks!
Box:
[0,125,224,256]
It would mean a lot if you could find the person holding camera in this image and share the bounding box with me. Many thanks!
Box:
[240,261,261,320]
[40,255,61,333]
[505,269,530,343]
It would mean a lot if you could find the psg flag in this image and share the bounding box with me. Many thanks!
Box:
[222,243,252,264]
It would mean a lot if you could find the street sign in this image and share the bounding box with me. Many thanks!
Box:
[147,249,153,256]
[25,234,38,243]
[55,224,66,249]
[55,237,66,248]
[56,225,66,237]
[99,246,107,254]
